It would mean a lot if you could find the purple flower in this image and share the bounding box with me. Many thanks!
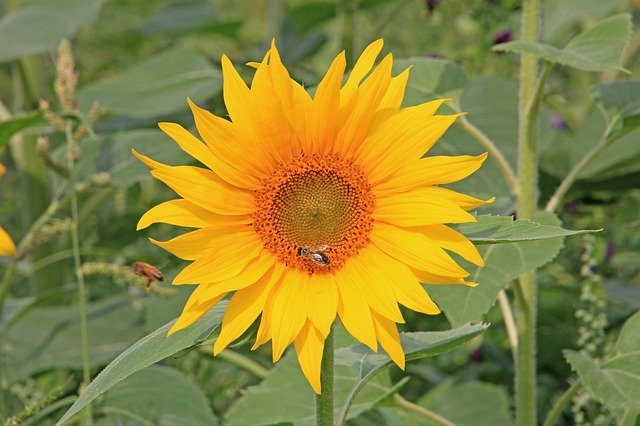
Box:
[550,113,567,131]
[493,29,513,45]
[604,243,615,263]
[426,0,440,13]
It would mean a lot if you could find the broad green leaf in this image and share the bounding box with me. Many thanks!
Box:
[56,303,226,426]
[334,323,489,423]
[495,14,632,72]
[435,76,519,215]
[565,313,640,424]
[0,111,45,148]
[3,295,146,381]
[394,58,467,106]
[542,0,628,43]
[565,311,640,422]
[57,129,191,190]
[224,323,487,426]
[138,0,240,37]
[97,366,218,425]
[591,80,640,138]
[77,48,221,118]
[392,380,514,426]
[0,0,105,62]
[541,108,640,182]
[457,214,597,244]
[427,212,566,327]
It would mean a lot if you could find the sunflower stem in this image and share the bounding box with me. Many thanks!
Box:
[316,325,334,426]
[514,0,540,425]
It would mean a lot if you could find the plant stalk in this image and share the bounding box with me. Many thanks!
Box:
[393,394,455,426]
[542,381,581,426]
[65,122,92,424]
[316,326,334,426]
[514,0,540,425]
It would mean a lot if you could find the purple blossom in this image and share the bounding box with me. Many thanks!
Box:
[493,29,513,45]
[550,113,567,131]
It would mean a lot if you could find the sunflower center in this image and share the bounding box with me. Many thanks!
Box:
[253,152,374,274]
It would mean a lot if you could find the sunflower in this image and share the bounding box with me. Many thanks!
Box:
[135,39,490,393]
[0,163,15,257]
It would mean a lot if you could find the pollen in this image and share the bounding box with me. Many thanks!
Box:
[253,152,375,274]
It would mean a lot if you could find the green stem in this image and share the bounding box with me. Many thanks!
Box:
[393,395,455,426]
[544,118,618,213]
[497,289,518,359]
[266,0,285,42]
[514,0,540,425]
[339,0,357,65]
[65,122,92,425]
[456,114,519,198]
[316,325,334,426]
[542,381,581,426]
[213,349,269,379]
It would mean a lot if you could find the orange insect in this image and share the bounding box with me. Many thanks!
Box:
[132,261,164,292]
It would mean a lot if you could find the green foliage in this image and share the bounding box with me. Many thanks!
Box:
[0,0,639,424]
[495,14,632,72]
[0,0,105,62]
[96,365,218,425]
[428,212,567,327]
[565,311,640,424]
[56,303,226,425]
[77,48,221,118]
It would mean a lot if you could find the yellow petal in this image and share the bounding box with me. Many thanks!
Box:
[137,199,250,230]
[159,121,260,190]
[344,247,404,323]
[133,149,254,216]
[151,224,252,260]
[187,99,271,181]
[172,232,263,284]
[198,250,277,301]
[335,268,378,351]
[419,224,484,266]
[306,273,338,337]
[370,222,469,278]
[367,245,441,315]
[336,53,393,156]
[221,54,258,139]
[168,286,227,335]
[341,39,384,105]
[0,226,16,257]
[311,51,346,154]
[373,153,489,196]
[294,321,325,394]
[425,186,494,211]
[373,188,477,227]
[290,80,314,154]
[369,67,411,131]
[372,311,405,369]
[213,262,283,354]
[411,267,478,287]
[269,269,309,362]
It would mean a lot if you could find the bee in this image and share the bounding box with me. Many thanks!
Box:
[132,261,164,292]
[297,244,331,266]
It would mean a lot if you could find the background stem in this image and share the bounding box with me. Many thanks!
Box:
[514,0,541,425]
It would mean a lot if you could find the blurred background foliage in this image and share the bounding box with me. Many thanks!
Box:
[0,0,639,424]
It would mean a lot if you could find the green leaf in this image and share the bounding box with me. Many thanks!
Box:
[97,366,218,425]
[55,303,226,426]
[495,14,632,72]
[457,214,597,244]
[58,129,191,190]
[428,212,566,327]
[394,58,467,106]
[3,296,146,382]
[407,380,514,426]
[224,323,487,425]
[77,48,221,118]
[0,0,105,62]
[0,111,45,148]
[565,311,640,425]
